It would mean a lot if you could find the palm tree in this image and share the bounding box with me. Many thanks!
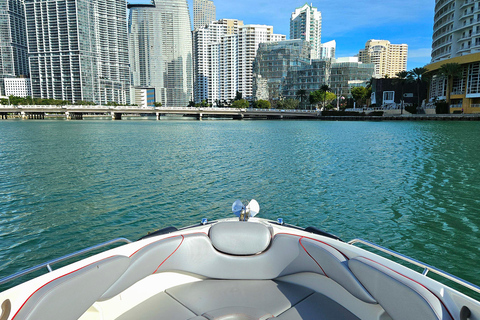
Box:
[439,63,462,105]
[393,71,413,114]
[408,67,428,112]
[320,84,330,109]
[296,89,307,109]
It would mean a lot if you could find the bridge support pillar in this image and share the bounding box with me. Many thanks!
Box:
[0,112,7,120]
[156,112,162,120]
[232,113,244,120]
[111,112,122,120]
[66,112,83,120]
[197,113,203,120]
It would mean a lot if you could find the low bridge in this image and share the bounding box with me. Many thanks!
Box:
[0,106,320,120]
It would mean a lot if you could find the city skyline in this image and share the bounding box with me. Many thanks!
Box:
[129,0,433,70]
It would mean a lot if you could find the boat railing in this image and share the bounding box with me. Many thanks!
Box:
[348,238,480,294]
[0,237,132,286]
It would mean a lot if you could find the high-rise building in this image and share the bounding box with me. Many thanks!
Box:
[129,0,193,107]
[238,25,286,100]
[193,19,243,104]
[253,40,311,101]
[330,57,375,97]
[431,0,480,62]
[358,40,408,79]
[192,20,284,103]
[25,0,130,104]
[425,0,480,113]
[290,3,322,59]
[0,0,29,96]
[320,40,336,59]
[193,0,215,30]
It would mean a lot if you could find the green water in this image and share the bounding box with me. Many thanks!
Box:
[0,119,479,292]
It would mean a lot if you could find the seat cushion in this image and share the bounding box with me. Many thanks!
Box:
[274,292,360,320]
[208,221,272,255]
[349,256,453,320]
[115,292,196,320]
[166,279,314,317]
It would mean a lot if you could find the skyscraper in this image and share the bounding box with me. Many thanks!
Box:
[25,0,130,104]
[238,25,285,99]
[0,0,29,96]
[193,19,243,104]
[431,0,480,62]
[193,20,285,103]
[290,3,322,59]
[358,40,408,79]
[129,0,193,107]
[193,0,215,30]
[425,0,480,113]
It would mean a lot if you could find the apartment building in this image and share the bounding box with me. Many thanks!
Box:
[25,0,130,104]
[358,40,408,79]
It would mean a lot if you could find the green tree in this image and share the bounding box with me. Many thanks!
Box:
[439,62,462,105]
[256,99,271,109]
[351,87,368,107]
[320,84,331,109]
[296,89,308,109]
[309,90,322,109]
[235,91,243,101]
[154,102,162,107]
[231,99,249,108]
[408,67,428,112]
[277,98,299,110]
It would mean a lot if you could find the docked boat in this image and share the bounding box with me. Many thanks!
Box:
[0,200,479,320]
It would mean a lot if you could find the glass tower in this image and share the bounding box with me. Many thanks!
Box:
[290,4,322,59]
[0,0,29,96]
[129,0,193,107]
[25,0,130,104]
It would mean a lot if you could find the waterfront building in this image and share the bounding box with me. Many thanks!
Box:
[281,59,332,101]
[330,57,375,98]
[425,0,480,113]
[253,40,311,101]
[358,40,408,79]
[4,77,31,97]
[25,0,130,104]
[320,40,336,60]
[0,0,29,96]
[254,42,374,104]
[193,19,243,104]
[290,3,322,59]
[238,25,286,100]
[130,87,155,107]
[193,20,284,103]
[370,78,427,107]
[193,0,215,29]
[129,0,193,107]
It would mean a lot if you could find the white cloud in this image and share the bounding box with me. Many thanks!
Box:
[408,48,432,59]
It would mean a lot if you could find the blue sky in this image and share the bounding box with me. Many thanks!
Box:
[129,0,434,70]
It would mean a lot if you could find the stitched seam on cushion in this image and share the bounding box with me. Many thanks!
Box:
[165,291,199,316]
[275,232,349,260]
[353,257,443,320]
[299,237,329,277]
[153,235,184,273]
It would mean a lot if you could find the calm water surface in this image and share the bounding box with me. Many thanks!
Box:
[0,119,479,291]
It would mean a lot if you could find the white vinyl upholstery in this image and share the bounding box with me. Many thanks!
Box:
[349,256,454,320]
[99,236,183,301]
[158,232,376,303]
[12,255,130,320]
[208,221,272,255]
